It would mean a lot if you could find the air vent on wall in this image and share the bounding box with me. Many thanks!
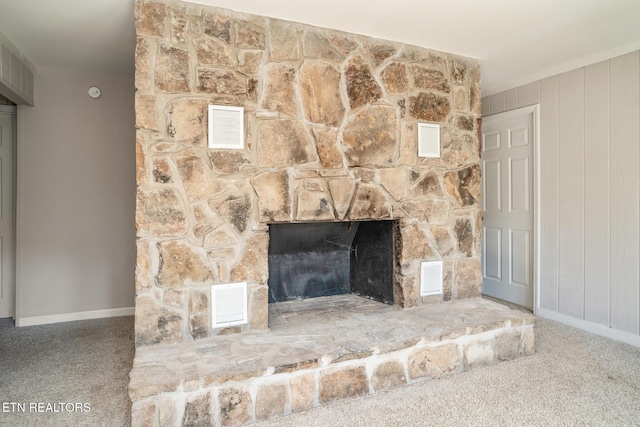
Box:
[420,260,443,296]
[418,123,440,158]
[208,105,244,149]
[211,282,248,328]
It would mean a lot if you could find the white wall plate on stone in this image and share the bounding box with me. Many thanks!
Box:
[418,122,440,158]
[420,260,443,296]
[211,282,247,328]
[208,105,244,149]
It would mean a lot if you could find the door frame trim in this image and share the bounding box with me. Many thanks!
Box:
[0,104,17,319]
[482,104,540,313]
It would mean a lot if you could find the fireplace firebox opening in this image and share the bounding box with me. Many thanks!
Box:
[268,220,395,304]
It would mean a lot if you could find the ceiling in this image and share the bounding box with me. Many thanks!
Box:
[1,0,640,94]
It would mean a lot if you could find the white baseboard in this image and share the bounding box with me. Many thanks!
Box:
[15,307,134,327]
[536,308,640,348]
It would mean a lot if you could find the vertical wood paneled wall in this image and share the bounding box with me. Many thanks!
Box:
[482,51,640,337]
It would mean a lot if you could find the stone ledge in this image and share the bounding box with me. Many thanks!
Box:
[129,298,535,425]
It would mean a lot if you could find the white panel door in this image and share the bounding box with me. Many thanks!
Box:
[0,109,14,318]
[482,108,534,309]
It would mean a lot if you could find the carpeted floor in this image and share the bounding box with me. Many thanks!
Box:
[1,310,639,426]
[0,316,134,427]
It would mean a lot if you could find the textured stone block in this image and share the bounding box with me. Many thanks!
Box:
[196,68,246,94]
[166,98,208,145]
[398,121,418,166]
[290,374,316,413]
[257,120,317,167]
[131,400,155,427]
[319,366,369,404]
[328,179,356,220]
[210,193,252,235]
[369,42,397,67]
[203,226,239,249]
[194,37,234,67]
[184,393,215,427]
[412,171,444,197]
[523,326,535,355]
[496,330,521,361]
[218,387,252,426]
[299,60,344,126]
[208,151,249,175]
[454,217,474,257]
[230,233,269,283]
[378,167,409,201]
[237,50,263,75]
[156,396,180,426]
[255,383,287,420]
[155,42,191,93]
[312,127,343,168]
[170,9,187,44]
[399,222,436,264]
[135,93,158,130]
[135,296,183,346]
[296,190,334,221]
[268,19,300,60]
[394,276,418,308]
[454,259,482,299]
[189,290,209,314]
[249,285,268,329]
[152,157,172,183]
[372,360,406,391]
[303,31,344,62]
[234,20,266,49]
[408,344,460,379]
[136,188,187,237]
[203,13,231,43]
[431,226,455,257]
[135,2,166,37]
[409,65,450,93]
[157,241,214,288]
[261,62,298,116]
[444,164,481,207]
[251,169,291,222]
[409,92,450,122]
[174,152,232,201]
[380,61,408,94]
[349,183,391,220]
[344,56,382,108]
[441,130,479,168]
[464,338,495,369]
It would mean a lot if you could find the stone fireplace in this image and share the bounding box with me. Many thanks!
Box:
[134,0,483,346]
[130,3,538,425]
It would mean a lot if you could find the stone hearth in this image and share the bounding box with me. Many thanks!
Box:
[129,297,535,425]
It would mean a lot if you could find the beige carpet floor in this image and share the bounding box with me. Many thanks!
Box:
[1,310,639,426]
[0,316,134,427]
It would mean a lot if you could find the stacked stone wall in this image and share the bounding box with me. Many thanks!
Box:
[134,0,483,346]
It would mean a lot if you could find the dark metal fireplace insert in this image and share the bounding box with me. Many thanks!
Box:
[268,220,395,304]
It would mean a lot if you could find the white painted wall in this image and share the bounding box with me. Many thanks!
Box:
[16,66,135,323]
[482,51,640,346]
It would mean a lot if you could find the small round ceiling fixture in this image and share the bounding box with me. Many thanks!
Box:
[88,86,101,99]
